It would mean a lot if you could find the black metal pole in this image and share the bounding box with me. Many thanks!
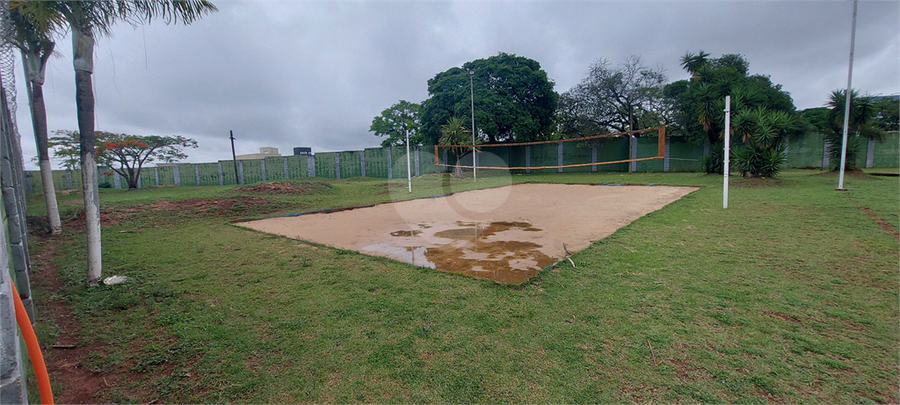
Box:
[230,130,240,184]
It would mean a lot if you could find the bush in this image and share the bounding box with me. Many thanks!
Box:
[701,147,724,175]
[732,142,787,178]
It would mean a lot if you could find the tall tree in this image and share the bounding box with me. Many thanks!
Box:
[43,1,217,284]
[8,2,66,234]
[556,56,670,137]
[420,53,557,144]
[665,52,801,176]
[369,100,421,147]
[824,89,886,170]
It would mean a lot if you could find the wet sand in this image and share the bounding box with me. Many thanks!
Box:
[237,183,698,283]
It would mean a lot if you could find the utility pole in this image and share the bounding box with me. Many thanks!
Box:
[230,130,240,184]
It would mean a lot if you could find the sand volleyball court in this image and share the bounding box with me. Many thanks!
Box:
[238,183,697,283]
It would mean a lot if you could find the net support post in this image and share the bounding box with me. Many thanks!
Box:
[723,95,731,209]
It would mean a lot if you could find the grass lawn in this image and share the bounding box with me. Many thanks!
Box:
[26,169,899,403]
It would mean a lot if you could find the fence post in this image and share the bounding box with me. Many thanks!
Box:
[557,142,564,173]
[260,159,267,182]
[113,171,121,189]
[526,145,531,173]
[823,140,831,169]
[387,147,393,180]
[360,151,366,177]
[630,135,637,173]
[335,153,341,180]
[64,169,72,190]
[591,146,598,172]
[664,141,671,172]
[307,155,315,177]
[154,167,160,186]
[283,157,289,180]
[414,146,420,177]
[173,165,181,186]
[866,137,875,168]
[238,160,245,184]
[194,164,201,186]
[217,162,224,185]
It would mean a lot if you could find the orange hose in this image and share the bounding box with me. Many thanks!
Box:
[10,282,54,405]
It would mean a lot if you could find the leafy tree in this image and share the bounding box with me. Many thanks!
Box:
[438,117,472,178]
[8,2,66,234]
[824,89,886,170]
[871,96,899,132]
[556,56,670,138]
[369,100,422,147]
[665,51,801,176]
[420,53,557,144]
[51,131,197,189]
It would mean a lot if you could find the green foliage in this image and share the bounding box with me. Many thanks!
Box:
[667,52,800,177]
[665,51,800,145]
[369,100,422,147]
[439,117,472,177]
[824,89,887,170]
[701,146,724,174]
[420,52,558,144]
[557,55,669,137]
[731,141,787,178]
[49,130,198,188]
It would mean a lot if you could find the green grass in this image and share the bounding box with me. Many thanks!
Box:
[26,171,899,403]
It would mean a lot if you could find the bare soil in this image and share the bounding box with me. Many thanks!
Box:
[239,183,698,283]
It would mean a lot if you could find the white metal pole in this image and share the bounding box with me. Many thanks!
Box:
[837,0,858,191]
[723,95,731,209]
[469,70,476,183]
[406,129,412,193]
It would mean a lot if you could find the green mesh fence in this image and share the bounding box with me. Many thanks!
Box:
[390,147,410,180]
[339,151,363,179]
[668,138,704,172]
[419,145,443,175]
[364,148,389,179]
[785,135,826,168]
[264,157,286,181]
[315,153,337,179]
[873,132,899,168]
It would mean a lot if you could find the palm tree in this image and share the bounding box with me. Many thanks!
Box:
[680,50,709,80]
[439,116,472,179]
[825,89,885,170]
[44,1,216,284]
[8,2,66,235]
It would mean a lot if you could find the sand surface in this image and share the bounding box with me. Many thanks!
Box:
[238,183,698,283]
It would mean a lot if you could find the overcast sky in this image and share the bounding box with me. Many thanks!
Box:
[11,0,899,169]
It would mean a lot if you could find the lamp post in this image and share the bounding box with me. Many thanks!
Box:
[469,70,476,183]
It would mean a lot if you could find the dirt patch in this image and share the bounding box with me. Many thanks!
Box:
[857,205,899,240]
[99,196,273,225]
[29,235,133,404]
[231,181,331,195]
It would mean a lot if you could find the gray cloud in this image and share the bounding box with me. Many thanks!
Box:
[13,0,898,169]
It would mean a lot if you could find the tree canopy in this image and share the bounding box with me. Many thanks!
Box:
[420,53,557,145]
[557,55,670,138]
[50,131,198,188]
[369,100,422,147]
[665,51,800,145]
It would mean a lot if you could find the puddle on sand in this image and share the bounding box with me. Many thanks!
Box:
[390,230,422,237]
[372,221,554,284]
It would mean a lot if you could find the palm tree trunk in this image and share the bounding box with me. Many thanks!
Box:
[26,80,62,235]
[72,26,102,284]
